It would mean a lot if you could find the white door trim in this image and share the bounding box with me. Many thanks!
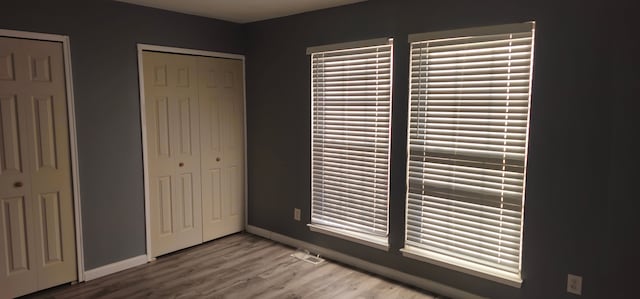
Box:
[136,44,247,261]
[0,28,85,282]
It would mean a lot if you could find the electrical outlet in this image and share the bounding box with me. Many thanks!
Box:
[294,208,301,221]
[567,274,582,295]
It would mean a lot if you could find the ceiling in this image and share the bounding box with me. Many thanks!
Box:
[116,0,367,24]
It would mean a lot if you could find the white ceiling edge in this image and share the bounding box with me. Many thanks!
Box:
[115,0,367,24]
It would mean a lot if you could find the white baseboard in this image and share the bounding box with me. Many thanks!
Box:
[84,255,148,281]
[246,225,485,299]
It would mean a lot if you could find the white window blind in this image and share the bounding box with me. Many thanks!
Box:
[309,38,393,248]
[403,22,535,286]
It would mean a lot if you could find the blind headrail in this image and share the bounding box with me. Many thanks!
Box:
[409,22,534,43]
[307,38,393,55]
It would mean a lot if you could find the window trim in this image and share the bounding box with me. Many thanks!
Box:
[308,224,389,250]
[401,248,522,287]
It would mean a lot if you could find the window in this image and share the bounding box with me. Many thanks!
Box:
[402,22,535,286]
[308,38,393,249]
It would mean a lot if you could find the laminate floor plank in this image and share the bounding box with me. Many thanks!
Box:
[22,233,440,299]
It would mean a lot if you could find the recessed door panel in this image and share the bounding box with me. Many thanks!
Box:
[155,97,170,158]
[32,97,57,170]
[206,70,217,88]
[207,97,220,152]
[229,166,240,217]
[158,176,173,235]
[222,71,233,88]
[222,100,231,152]
[28,56,51,82]
[176,67,190,88]
[153,65,167,87]
[0,52,15,81]
[39,192,62,265]
[178,97,192,155]
[1,197,30,273]
[203,168,222,223]
[0,96,22,174]
[178,173,194,230]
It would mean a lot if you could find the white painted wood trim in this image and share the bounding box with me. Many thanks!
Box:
[0,29,68,42]
[242,59,248,229]
[83,255,148,281]
[61,34,86,284]
[401,248,522,288]
[0,28,86,282]
[137,44,244,60]
[246,225,487,299]
[136,44,153,262]
[307,224,389,251]
[137,44,247,260]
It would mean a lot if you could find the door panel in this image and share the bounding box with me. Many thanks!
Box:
[199,57,244,242]
[144,52,202,257]
[0,39,36,297]
[144,51,244,255]
[0,36,76,298]
[22,37,76,292]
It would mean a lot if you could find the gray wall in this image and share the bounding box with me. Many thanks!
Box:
[245,0,639,298]
[2,0,638,298]
[0,0,245,270]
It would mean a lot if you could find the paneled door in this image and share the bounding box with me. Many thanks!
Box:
[143,52,203,257]
[143,50,244,258]
[198,57,244,242]
[0,37,76,298]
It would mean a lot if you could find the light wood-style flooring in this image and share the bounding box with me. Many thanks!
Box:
[23,233,440,299]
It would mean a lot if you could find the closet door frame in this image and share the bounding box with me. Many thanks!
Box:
[137,44,247,261]
[0,29,85,282]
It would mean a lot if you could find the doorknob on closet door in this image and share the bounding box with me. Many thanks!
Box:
[179,162,184,167]
[14,181,23,188]
[216,157,221,162]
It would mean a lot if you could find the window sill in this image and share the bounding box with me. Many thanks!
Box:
[308,224,389,251]
[401,246,523,288]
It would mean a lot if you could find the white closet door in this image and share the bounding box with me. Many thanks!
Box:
[199,57,244,242]
[0,36,76,298]
[143,52,202,257]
